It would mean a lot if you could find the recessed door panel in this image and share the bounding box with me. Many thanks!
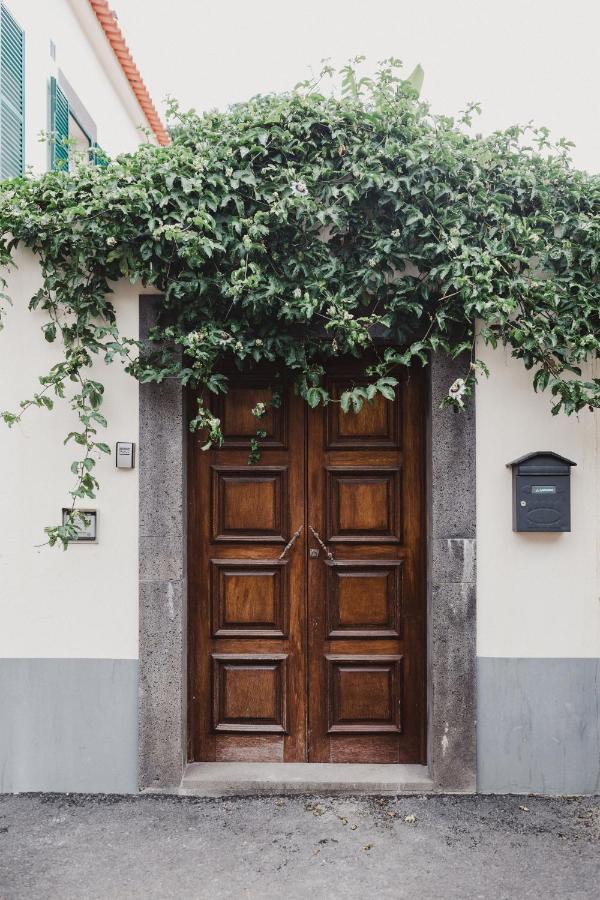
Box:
[211,466,288,542]
[212,382,287,448]
[210,559,289,637]
[326,378,400,449]
[326,560,402,638]
[212,654,287,732]
[327,467,402,542]
[326,655,403,733]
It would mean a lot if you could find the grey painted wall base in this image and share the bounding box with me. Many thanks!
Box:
[0,658,137,793]
[477,658,600,795]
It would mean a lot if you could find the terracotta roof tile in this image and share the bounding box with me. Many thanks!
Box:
[88,0,170,146]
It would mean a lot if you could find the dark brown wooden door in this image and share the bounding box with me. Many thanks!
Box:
[188,365,426,764]
[307,366,426,762]
[188,380,308,762]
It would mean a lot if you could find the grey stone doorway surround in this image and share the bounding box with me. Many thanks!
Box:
[138,297,476,792]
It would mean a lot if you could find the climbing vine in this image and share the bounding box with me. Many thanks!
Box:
[0,58,599,547]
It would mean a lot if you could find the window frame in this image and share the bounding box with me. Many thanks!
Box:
[49,69,99,171]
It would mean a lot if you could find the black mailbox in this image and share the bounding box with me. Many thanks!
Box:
[507,451,576,532]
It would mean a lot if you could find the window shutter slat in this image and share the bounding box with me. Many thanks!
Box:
[50,76,69,171]
[0,3,25,179]
[93,142,109,167]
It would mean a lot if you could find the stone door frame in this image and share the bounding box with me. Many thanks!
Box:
[138,296,476,791]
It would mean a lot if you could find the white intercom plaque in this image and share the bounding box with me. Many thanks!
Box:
[116,442,135,469]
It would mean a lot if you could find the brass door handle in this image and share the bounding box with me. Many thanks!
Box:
[278,524,304,560]
[309,526,334,560]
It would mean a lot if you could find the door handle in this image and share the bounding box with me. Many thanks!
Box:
[278,524,304,560]
[309,526,334,560]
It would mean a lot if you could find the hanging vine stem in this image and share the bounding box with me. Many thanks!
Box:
[0,57,598,549]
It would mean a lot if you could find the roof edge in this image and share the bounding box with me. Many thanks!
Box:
[87,1,170,146]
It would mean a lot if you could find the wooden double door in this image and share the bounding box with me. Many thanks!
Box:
[188,364,426,764]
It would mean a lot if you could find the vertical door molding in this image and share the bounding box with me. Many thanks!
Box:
[138,296,188,789]
[428,352,477,791]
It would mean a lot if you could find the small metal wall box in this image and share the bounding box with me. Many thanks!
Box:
[116,441,135,469]
[62,508,97,542]
[507,451,576,532]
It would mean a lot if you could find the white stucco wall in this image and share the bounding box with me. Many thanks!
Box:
[2,278,599,663]
[476,340,600,659]
[0,1,152,658]
[9,0,147,174]
[0,248,140,659]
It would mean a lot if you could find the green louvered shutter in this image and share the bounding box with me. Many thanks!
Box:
[0,3,25,179]
[92,142,109,167]
[50,76,69,171]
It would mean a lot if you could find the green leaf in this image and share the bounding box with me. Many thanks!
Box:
[306,387,322,408]
[404,64,424,96]
[1,55,599,546]
[43,322,57,342]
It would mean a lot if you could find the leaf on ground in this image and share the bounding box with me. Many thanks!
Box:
[305,802,326,817]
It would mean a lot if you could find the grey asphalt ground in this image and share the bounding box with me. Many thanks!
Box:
[0,793,598,900]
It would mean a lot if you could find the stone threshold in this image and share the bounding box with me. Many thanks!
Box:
[175,762,435,796]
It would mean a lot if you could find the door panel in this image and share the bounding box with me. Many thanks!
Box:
[325,560,403,639]
[211,466,289,542]
[326,655,403,733]
[211,654,288,733]
[307,366,426,763]
[189,382,307,762]
[210,559,289,638]
[189,365,426,764]
[326,466,402,542]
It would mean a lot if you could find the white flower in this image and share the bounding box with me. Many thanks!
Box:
[293,288,302,299]
[448,377,466,395]
[391,229,400,238]
[255,338,263,347]
[106,236,117,247]
[242,235,252,249]
[291,180,308,196]
[252,401,267,418]
[448,378,467,407]
[368,257,377,267]
[234,341,243,351]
